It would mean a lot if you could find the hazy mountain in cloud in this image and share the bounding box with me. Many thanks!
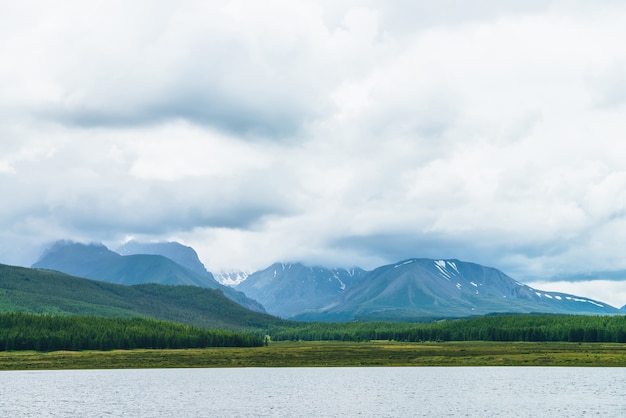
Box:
[236,263,367,318]
[115,240,261,292]
[32,241,265,313]
[116,240,255,288]
[116,240,209,277]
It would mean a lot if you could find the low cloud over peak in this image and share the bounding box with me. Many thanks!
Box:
[3,1,626,309]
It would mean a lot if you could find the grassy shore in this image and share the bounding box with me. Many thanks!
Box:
[2,341,626,370]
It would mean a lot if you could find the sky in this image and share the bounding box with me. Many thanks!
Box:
[2,0,626,307]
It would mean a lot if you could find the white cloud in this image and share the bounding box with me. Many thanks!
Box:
[2,0,626,303]
[123,122,275,181]
[527,280,626,310]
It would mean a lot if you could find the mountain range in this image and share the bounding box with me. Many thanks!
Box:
[289,259,622,320]
[29,240,625,321]
[234,259,622,320]
[32,241,265,313]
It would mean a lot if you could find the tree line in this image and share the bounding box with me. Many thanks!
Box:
[0,312,263,351]
[3,312,624,352]
[265,314,626,343]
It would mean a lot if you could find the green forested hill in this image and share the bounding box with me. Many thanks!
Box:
[0,264,285,330]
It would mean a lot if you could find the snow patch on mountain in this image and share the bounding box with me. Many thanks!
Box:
[213,271,250,286]
[394,259,416,268]
[333,273,347,290]
[434,260,461,281]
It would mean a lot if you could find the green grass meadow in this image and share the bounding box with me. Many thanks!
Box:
[2,341,626,370]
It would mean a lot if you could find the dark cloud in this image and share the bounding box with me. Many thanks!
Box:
[26,171,293,236]
[34,11,335,140]
[329,232,496,268]
[52,89,315,139]
[55,203,282,237]
[328,229,595,281]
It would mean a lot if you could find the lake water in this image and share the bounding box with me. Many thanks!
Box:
[0,367,624,417]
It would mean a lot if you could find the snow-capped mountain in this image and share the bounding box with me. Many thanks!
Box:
[232,258,621,320]
[293,258,621,321]
[235,262,366,318]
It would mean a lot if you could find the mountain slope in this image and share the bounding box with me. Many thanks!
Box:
[32,241,265,313]
[33,241,214,287]
[236,263,366,318]
[295,258,621,321]
[0,263,283,330]
[117,241,209,277]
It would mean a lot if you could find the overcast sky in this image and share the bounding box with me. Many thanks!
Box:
[2,1,626,307]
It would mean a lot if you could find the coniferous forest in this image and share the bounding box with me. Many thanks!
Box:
[0,313,263,351]
[266,314,626,343]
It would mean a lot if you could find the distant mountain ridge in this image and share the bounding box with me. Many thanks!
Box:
[30,240,624,321]
[308,258,620,320]
[237,258,622,320]
[32,241,265,313]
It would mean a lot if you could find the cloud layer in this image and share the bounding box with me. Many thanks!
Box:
[2,1,626,305]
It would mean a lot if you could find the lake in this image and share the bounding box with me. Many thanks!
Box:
[1,367,624,417]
